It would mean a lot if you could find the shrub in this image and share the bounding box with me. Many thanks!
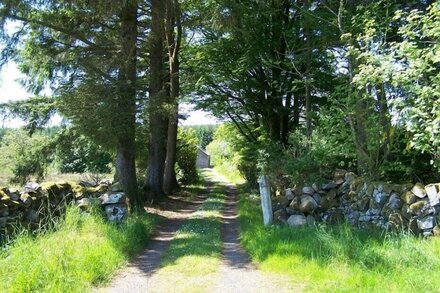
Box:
[176,128,199,184]
[56,128,112,174]
[0,129,56,184]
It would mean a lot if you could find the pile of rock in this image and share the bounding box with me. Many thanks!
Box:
[0,179,128,237]
[273,170,440,236]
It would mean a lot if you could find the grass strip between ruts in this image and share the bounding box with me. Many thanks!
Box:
[148,171,226,292]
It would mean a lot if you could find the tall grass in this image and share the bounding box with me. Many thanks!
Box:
[0,206,159,293]
[239,191,440,292]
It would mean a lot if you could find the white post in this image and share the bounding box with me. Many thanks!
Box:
[258,175,273,226]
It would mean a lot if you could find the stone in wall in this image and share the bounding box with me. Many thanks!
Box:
[426,184,440,206]
[412,183,426,198]
[273,171,440,237]
[99,192,127,223]
[100,192,126,205]
[0,178,129,239]
[287,213,307,227]
[298,195,318,213]
[104,204,127,222]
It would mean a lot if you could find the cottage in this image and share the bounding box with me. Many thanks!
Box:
[196,147,211,168]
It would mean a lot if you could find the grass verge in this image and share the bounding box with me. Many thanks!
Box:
[239,190,440,293]
[150,171,226,292]
[0,206,159,293]
[213,165,245,185]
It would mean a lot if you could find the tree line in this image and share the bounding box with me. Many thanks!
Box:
[190,0,439,185]
[1,0,184,208]
[1,1,438,207]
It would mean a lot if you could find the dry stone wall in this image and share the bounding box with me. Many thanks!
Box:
[274,170,440,236]
[0,179,128,238]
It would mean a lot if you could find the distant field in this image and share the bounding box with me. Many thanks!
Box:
[44,172,113,183]
[0,172,113,188]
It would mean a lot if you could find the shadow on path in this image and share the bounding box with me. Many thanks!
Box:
[99,170,299,293]
[220,184,254,269]
[212,173,301,293]
[100,180,212,293]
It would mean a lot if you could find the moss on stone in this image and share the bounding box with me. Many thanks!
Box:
[0,189,9,201]
[350,177,365,193]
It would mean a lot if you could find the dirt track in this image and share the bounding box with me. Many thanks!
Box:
[99,171,300,293]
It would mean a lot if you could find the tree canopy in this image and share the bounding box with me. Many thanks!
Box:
[0,0,439,205]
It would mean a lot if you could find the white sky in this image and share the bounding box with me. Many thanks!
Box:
[0,62,29,101]
[0,63,29,127]
[179,104,219,126]
[0,62,218,128]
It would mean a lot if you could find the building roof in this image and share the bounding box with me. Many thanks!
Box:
[197,146,209,157]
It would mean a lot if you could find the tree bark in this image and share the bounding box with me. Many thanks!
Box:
[115,139,139,207]
[147,0,167,197]
[116,0,141,209]
[281,91,291,146]
[348,57,369,176]
[163,0,181,195]
[377,84,391,160]
[266,0,290,145]
[293,94,300,128]
[304,0,313,138]
[305,82,312,137]
[268,110,281,142]
[355,94,369,176]
[337,0,370,177]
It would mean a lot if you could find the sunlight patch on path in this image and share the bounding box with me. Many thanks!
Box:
[97,181,211,293]
[211,169,303,292]
[98,169,303,292]
[144,176,225,292]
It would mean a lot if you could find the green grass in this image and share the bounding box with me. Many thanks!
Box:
[239,190,440,292]
[160,194,224,273]
[0,206,159,293]
[213,164,245,185]
[151,173,226,292]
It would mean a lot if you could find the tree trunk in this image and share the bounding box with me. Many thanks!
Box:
[377,84,391,160]
[163,107,179,194]
[267,0,289,145]
[305,83,312,137]
[293,94,300,128]
[147,0,167,197]
[355,94,369,176]
[281,91,292,146]
[163,0,181,194]
[116,139,139,207]
[304,0,313,138]
[336,0,369,176]
[116,0,141,208]
[268,110,281,142]
[349,64,369,176]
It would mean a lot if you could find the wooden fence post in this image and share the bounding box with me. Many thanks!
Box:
[258,175,273,226]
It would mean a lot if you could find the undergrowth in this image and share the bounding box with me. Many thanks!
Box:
[239,190,440,292]
[0,205,159,293]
